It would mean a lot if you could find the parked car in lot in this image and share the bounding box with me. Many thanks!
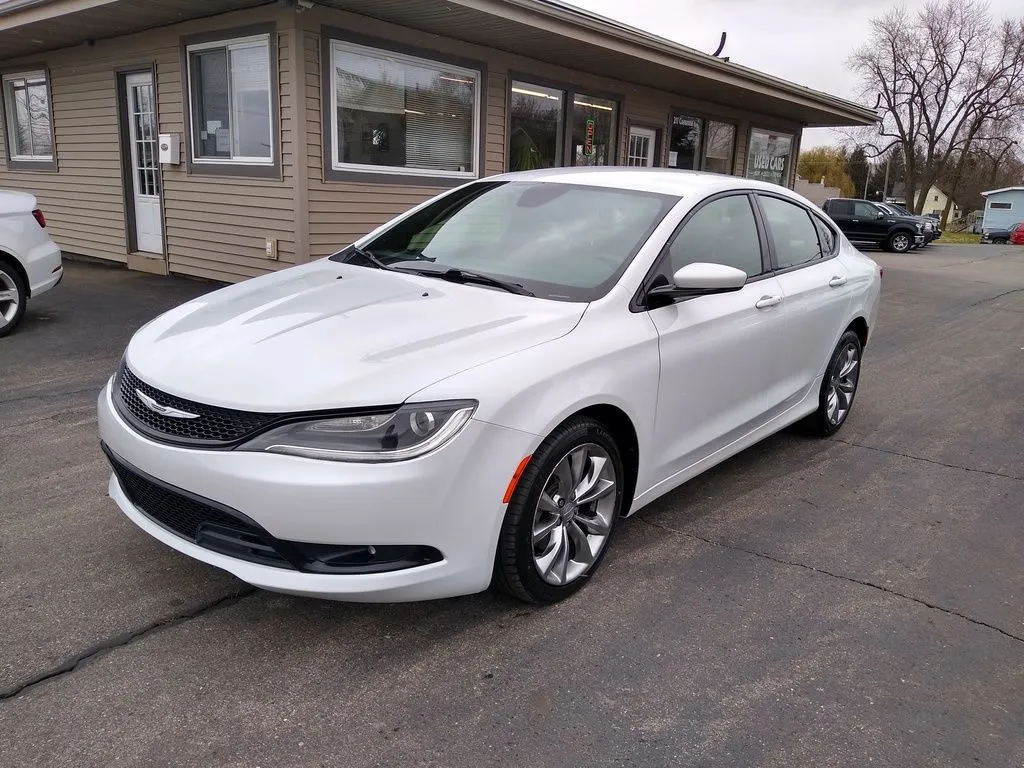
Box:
[821,197,925,252]
[0,190,63,337]
[877,201,941,244]
[980,222,1024,245]
[98,169,882,605]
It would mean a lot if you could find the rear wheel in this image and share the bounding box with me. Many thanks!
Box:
[886,231,912,253]
[803,330,863,437]
[0,262,27,338]
[493,416,624,604]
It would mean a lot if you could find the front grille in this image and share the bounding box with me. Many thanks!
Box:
[115,364,282,447]
[104,445,293,570]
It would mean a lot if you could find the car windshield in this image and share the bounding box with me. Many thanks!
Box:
[329,180,679,302]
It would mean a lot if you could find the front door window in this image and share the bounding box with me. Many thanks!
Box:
[668,112,701,169]
[509,81,563,171]
[627,126,657,167]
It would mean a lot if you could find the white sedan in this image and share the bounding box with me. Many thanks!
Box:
[0,190,63,337]
[98,168,881,604]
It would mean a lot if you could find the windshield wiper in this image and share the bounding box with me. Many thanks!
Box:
[398,266,535,296]
[347,244,393,271]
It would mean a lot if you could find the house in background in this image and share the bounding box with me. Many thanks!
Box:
[794,175,841,206]
[0,0,877,284]
[980,187,1024,232]
[886,183,962,223]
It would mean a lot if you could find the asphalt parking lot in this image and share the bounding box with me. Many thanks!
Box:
[2,244,1024,767]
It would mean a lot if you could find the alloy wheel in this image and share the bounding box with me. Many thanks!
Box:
[0,270,20,327]
[892,233,910,252]
[826,342,860,425]
[531,443,617,586]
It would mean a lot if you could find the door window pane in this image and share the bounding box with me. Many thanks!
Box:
[668,112,701,170]
[188,36,273,162]
[668,195,764,276]
[745,128,793,185]
[627,130,652,166]
[332,41,478,176]
[509,81,562,171]
[703,120,735,174]
[759,196,823,269]
[571,94,616,166]
[2,71,53,159]
[853,201,879,217]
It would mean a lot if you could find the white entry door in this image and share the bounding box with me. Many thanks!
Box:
[627,126,657,167]
[124,72,163,255]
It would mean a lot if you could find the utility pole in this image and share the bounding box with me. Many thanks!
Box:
[881,155,891,202]
[863,157,871,198]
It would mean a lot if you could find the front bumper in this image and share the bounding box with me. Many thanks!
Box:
[97,380,535,601]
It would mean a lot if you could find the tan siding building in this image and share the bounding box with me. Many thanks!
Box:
[0,0,876,284]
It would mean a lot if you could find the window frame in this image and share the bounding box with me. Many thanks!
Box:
[754,191,839,275]
[323,28,485,185]
[1,67,57,171]
[506,71,622,172]
[630,190,773,312]
[666,107,738,175]
[744,126,796,187]
[180,24,280,179]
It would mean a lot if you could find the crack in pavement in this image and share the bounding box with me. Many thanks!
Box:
[970,286,1024,306]
[833,438,1024,483]
[0,587,256,701]
[636,516,1024,645]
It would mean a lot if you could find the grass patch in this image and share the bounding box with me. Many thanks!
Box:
[937,231,981,244]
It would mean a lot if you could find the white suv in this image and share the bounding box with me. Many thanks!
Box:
[0,190,63,337]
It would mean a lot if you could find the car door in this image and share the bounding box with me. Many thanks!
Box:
[756,193,853,414]
[853,200,886,241]
[825,199,861,240]
[644,192,787,483]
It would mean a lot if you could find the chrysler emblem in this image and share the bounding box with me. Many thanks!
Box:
[135,389,200,419]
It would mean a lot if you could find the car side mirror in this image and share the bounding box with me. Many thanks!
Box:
[647,262,747,303]
[876,212,886,219]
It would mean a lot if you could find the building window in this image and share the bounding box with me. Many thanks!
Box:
[990,201,1012,210]
[2,70,54,162]
[668,111,736,174]
[703,120,735,174]
[745,128,794,186]
[509,81,563,170]
[508,80,619,171]
[571,94,616,166]
[186,34,274,165]
[668,112,701,169]
[330,40,480,178]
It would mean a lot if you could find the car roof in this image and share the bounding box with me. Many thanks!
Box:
[486,166,806,200]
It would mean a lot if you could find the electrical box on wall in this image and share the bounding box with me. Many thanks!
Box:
[158,134,179,165]
[265,238,278,260]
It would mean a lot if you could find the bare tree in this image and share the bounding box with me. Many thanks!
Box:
[848,0,1024,214]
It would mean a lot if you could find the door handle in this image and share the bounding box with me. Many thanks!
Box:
[828,276,848,287]
[851,218,860,222]
[755,295,783,309]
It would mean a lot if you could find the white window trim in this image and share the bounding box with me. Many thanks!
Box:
[2,69,54,162]
[329,39,481,179]
[185,33,274,166]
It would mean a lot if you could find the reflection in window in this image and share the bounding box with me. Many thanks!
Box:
[331,40,479,176]
[571,94,616,166]
[2,71,53,160]
[702,120,735,174]
[745,128,793,186]
[759,196,823,269]
[509,82,562,171]
[669,112,701,170]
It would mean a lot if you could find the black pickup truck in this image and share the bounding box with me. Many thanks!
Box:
[821,198,925,253]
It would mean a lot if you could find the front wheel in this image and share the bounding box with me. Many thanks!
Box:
[886,231,912,253]
[0,262,27,338]
[803,330,863,437]
[493,417,625,604]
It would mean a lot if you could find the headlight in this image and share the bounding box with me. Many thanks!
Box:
[238,400,477,462]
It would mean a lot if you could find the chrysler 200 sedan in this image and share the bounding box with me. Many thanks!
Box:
[98,168,881,604]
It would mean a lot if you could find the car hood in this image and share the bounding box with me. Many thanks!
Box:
[125,260,586,411]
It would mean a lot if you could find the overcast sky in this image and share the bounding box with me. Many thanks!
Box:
[568,0,1021,149]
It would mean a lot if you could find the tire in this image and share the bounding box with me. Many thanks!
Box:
[886,231,913,253]
[994,238,1008,245]
[0,261,27,338]
[493,416,625,604]
[802,330,863,438]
